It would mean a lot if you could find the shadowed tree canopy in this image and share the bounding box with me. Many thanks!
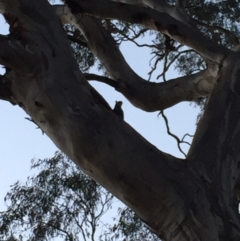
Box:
[0,0,240,240]
[0,152,159,241]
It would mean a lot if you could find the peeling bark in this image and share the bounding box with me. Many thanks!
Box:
[0,0,240,241]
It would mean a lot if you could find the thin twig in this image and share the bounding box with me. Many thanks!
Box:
[159,111,193,157]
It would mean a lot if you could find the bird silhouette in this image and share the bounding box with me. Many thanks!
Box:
[113,101,124,120]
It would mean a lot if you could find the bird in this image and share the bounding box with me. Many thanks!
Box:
[113,101,124,120]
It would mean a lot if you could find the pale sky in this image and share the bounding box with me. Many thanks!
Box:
[0,3,199,220]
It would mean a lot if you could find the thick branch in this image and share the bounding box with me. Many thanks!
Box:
[188,53,240,179]
[186,54,240,239]
[114,0,196,31]
[55,10,219,111]
[0,34,38,74]
[64,0,230,63]
[84,73,118,88]
[0,74,12,102]
[113,0,173,13]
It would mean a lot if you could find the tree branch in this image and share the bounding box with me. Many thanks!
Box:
[67,34,88,47]
[193,19,240,45]
[112,0,173,13]
[0,33,39,75]
[54,10,219,111]
[84,73,118,89]
[63,0,230,63]
[0,74,13,103]
[160,110,190,157]
[176,0,186,8]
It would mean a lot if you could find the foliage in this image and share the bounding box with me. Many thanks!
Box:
[0,152,160,241]
[104,208,159,241]
[64,24,96,73]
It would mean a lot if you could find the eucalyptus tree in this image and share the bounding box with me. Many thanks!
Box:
[0,0,240,240]
[0,152,159,241]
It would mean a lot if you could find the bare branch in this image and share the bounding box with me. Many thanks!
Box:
[117,31,155,48]
[159,110,188,157]
[147,53,165,81]
[84,73,118,88]
[156,49,193,80]
[181,133,194,146]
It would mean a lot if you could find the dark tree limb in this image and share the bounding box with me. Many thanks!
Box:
[52,11,219,111]
[0,74,13,103]
[84,73,118,89]
[67,34,88,47]
[63,0,230,62]
[160,110,188,157]
[176,0,187,8]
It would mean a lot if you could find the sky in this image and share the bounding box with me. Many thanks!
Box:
[0,2,200,235]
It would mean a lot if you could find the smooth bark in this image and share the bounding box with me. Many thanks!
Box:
[55,5,220,111]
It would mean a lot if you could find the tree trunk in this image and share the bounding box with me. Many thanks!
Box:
[0,1,239,240]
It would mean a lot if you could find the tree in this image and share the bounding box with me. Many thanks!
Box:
[0,0,239,240]
[0,152,159,241]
